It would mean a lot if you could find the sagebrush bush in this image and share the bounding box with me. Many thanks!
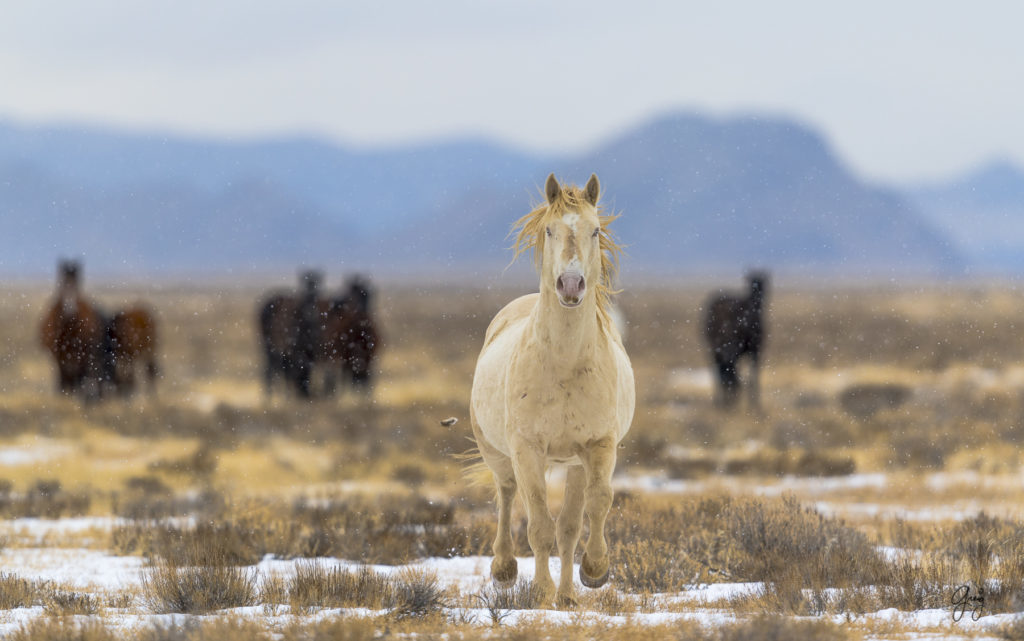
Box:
[44,590,100,617]
[288,562,395,611]
[389,569,447,620]
[142,561,258,614]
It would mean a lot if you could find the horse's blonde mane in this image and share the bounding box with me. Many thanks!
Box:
[510,181,623,322]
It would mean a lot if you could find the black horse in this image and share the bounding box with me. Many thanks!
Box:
[318,275,380,395]
[703,271,769,409]
[258,270,323,398]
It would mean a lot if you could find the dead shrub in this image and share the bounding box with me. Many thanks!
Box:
[142,561,258,614]
[839,383,911,420]
[613,539,703,592]
[288,562,395,611]
[0,479,91,519]
[0,572,50,609]
[7,619,120,641]
[388,568,447,620]
[44,590,101,616]
[716,614,851,641]
[472,578,542,619]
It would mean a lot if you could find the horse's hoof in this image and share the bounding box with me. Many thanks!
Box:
[491,557,517,589]
[580,553,609,589]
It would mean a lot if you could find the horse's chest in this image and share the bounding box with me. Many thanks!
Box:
[509,366,614,441]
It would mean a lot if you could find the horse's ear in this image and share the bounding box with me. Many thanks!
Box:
[545,173,561,204]
[583,173,600,206]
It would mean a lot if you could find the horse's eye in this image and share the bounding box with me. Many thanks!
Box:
[545,227,552,237]
[592,228,600,239]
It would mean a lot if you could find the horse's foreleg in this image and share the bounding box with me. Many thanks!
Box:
[491,462,518,589]
[511,442,556,604]
[747,352,761,411]
[556,464,585,607]
[579,437,615,589]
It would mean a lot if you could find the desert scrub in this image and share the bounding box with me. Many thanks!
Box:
[141,560,258,614]
[112,493,494,564]
[43,590,101,616]
[286,562,396,611]
[608,494,888,591]
[0,572,52,610]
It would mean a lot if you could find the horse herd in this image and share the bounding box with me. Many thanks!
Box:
[37,260,381,402]
[36,260,766,408]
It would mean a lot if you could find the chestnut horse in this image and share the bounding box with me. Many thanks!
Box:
[470,174,635,607]
[107,305,159,396]
[39,260,109,400]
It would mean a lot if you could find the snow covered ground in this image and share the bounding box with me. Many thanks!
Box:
[0,542,1017,638]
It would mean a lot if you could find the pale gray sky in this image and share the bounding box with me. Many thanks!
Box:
[1,1,1021,182]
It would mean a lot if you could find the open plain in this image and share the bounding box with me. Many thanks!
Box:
[2,281,1024,640]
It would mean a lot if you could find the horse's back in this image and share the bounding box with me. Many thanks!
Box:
[111,305,157,355]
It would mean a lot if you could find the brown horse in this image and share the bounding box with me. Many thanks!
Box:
[39,260,109,400]
[107,305,159,396]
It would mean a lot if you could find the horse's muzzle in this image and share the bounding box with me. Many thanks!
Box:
[556,271,586,308]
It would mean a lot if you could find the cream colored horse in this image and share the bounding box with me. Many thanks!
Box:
[470,173,635,607]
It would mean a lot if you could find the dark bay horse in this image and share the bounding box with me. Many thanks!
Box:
[259,270,323,398]
[703,271,769,409]
[39,260,108,400]
[318,275,381,395]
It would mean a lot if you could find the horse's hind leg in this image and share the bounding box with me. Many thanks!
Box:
[556,464,585,607]
[747,352,761,411]
[579,437,616,589]
[716,357,740,408]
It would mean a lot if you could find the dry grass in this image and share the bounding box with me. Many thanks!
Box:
[284,562,395,611]
[141,560,258,614]
[0,572,50,609]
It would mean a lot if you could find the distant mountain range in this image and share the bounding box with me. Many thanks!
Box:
[2,112,1014,281]
[907,160,1024,274]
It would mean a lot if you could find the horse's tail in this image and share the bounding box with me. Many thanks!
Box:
[454,439,494,490]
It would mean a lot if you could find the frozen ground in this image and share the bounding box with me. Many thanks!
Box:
[0,541,1017,638]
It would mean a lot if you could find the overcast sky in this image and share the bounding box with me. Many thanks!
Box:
[1,1,1021,183]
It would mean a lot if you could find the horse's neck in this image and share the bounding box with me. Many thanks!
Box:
[530,288,602,364]
[59,285,81,318]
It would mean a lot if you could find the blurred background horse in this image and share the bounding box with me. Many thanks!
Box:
[39,259,158,400]
[703,270,769,409]
[259,271,381,400]
[39,260,108,400]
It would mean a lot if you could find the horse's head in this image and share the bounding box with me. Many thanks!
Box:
[58,259,81,287]
[746,270,770,300]
[346,275,373,313]
[300,269,323,297]
[539,174,604,309]
[57,259,82,315]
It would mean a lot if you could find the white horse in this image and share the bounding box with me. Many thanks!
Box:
[470,173,635,607]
